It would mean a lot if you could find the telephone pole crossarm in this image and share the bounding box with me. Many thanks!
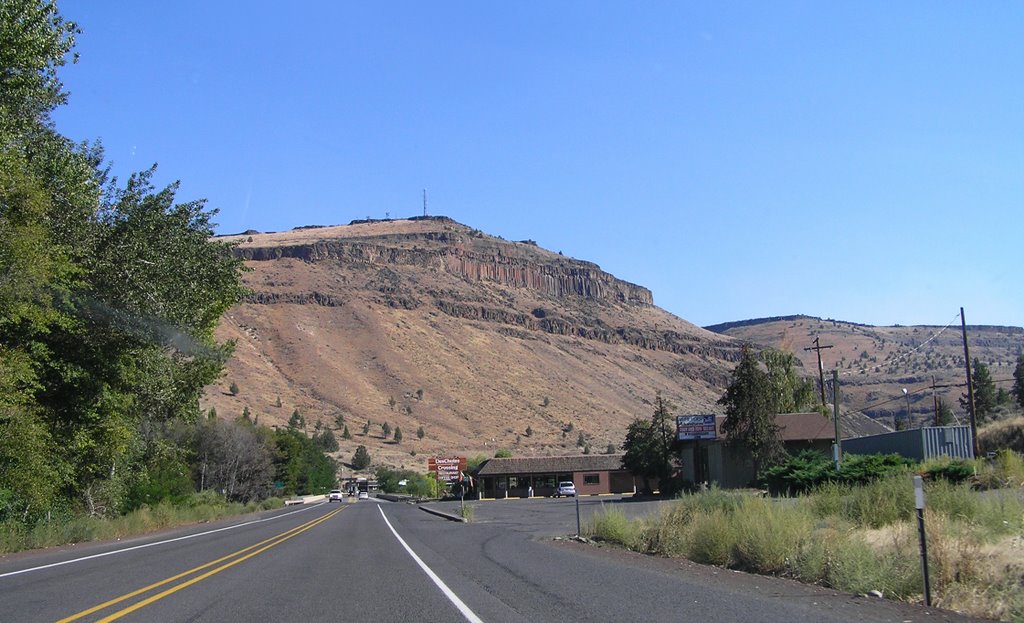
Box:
[805,337,834,406]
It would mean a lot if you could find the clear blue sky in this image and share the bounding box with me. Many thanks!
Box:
[54,2,1022,328]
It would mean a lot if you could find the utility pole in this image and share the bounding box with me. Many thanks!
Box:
[931,375,939,426]
[423,189,428,217]
[832,369,842,467]
[961,307,979,457]
[805,337,834,407]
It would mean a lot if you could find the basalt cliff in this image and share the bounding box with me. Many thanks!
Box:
[201,217,749,468]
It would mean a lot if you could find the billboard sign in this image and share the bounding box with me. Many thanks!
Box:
[428,456,467,483]
[676,415,717,441]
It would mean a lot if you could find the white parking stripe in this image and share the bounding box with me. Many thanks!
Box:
[377,506,484,623]
[0,503,326,579]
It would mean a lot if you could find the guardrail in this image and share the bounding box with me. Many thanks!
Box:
[284,494,327,505]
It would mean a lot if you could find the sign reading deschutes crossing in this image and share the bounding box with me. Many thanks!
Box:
[676,415,717,441]
[428,456,467,482]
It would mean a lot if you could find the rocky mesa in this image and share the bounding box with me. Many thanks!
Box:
[202,216,745,468]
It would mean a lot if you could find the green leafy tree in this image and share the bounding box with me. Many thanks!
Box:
[362,420,370,435]
[0,1,246,520]
[416,425,425,440]
[341,425,351,440]
[718,345,784,479]
[273,428,336,495]
[382,422,391,438]
[333,412,345,428]
[288,409,304,430]
[1013,354,1024,409]
[351,445,371,471]
[760,347,818,413]
[525,425,533,437]
[229,381,239,396]
[621,394,676,494]
[393,426,402,444]
[605,443,617,455]
[494,448,513,458]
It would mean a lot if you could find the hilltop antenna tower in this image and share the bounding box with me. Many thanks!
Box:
[423,189,428,217]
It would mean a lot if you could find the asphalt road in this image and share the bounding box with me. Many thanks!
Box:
[0,496,990,622]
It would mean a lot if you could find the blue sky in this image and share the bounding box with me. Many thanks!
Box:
[54,2,1022,328]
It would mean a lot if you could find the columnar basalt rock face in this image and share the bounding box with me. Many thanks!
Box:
[236,234,653,306]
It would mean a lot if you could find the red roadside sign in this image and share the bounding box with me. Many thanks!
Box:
[428,456,466,483]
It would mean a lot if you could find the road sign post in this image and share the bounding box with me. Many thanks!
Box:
[914,475,932,606]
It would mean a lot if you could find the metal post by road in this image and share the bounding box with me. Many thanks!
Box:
[575,492,581,537]
[914,476,932,606]
[832,370,842,468]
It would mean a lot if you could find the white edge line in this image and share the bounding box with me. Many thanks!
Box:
[0,502,326,579]
[377,505,484,623]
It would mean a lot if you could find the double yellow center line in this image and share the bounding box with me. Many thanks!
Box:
[57,506,345,623]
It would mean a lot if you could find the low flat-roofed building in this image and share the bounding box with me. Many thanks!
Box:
[475,454,636,498]
[678,413,837,488]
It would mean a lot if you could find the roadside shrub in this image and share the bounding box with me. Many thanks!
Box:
[975,449,1024,490]
[807,480,846,518]
[730,497,811,574]
[638,501,694,556]
[762,450,834,495]
[676,485,746,516]
[971,489,1024,536]
[921,458,975,485]
[791,520,855,584]
[841,473,913,528]
[826,528,921,598]
[837,453,912,486]
[924,479,978,522]
[686,508,734,566]
[588,507,638,548]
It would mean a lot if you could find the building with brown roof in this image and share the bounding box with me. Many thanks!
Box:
[474,454,637,498]
[678,412,837,488]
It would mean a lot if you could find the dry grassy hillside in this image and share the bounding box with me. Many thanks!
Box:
[708,315,1023,429]
[202,217,743,470]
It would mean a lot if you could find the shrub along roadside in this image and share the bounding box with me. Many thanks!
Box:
[0,492,283,554]
[584,467,1024,621]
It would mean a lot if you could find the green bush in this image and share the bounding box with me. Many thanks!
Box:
[762,450,834,495]
[922,458,975,484]
[975,449,1024,490]
[730,497,811,574]
[840,473,913,528]
[837,453,912,486]
[588,507,638,548]
[686,509,734,566]
[826,533,922,598]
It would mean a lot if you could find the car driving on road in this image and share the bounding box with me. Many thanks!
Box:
[555,481,576,497]
[328,489,344,502]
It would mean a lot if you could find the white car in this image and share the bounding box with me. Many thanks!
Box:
[328,489,344,502]
[357,490,369,500]
[555,481,576,497]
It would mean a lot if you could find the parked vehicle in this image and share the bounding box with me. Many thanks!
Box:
[555,481,576,497]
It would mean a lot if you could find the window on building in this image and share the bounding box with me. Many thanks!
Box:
[583,473,600,485]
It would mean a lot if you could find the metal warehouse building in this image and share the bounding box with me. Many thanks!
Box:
[842,425,975,461]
